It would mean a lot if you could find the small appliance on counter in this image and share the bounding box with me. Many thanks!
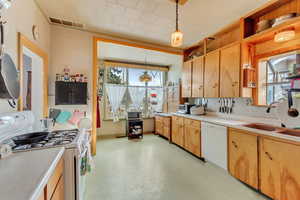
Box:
[190,105,206,115]
[177,103,195,114]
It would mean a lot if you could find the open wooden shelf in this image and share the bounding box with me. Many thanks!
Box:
[184,41,205,61]
[242,0,300,39]
[243,16,300,44]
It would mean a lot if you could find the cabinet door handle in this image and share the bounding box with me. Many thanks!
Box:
[232,141,238,149]
[265,152,273,160]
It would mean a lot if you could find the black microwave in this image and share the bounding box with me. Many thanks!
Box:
[127,112,142,119]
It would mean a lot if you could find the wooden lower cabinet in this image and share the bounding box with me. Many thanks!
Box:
[184,118,201,157]
[172,116,201,157]
[171,116,185,147]
[155,116,171,140]
[51,176,65,200]
[260,138,300,200]
[155,116,163,135]
[163,117,171,139]
[39,158,65,200]
[228,128,258,189]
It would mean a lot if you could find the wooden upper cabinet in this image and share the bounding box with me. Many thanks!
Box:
[228,129,258,189]
[171,116,185,147]
[204,50,220,98]
[182,60,192,97]
[260,138,300,200]
[184,119,201,157]
[220,43,241,97]
[192,56,204,98]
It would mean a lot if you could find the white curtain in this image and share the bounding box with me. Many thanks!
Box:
[105,84,126,122]
[129,87,146,111]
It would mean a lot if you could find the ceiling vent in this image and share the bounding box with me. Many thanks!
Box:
[49,17,84,29]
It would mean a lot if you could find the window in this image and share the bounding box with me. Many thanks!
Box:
[104,66,166,120]
[257,52,298,105]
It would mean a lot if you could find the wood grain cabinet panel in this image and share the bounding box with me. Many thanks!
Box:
[47,158,64,200]
[171,116,185,147]
[260,138,300,200]
[228,129,258,189]
[204,50,220,98]
[163,117,171,139]
[182,60,192,97]
[220,43,241,97]
[184,119,201,157]
[192,56,204,98]
[50,176,64,200]
[155,116,163,135]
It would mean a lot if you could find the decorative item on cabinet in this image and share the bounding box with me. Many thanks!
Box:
[56,67,88,83]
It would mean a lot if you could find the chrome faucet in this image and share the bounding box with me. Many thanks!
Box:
[266,98,286,113]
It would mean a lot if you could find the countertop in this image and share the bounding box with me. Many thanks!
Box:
[0,147,65,200]
[157,112,300,143]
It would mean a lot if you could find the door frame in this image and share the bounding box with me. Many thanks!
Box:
[18,33,49,117]
[91,37,182,155]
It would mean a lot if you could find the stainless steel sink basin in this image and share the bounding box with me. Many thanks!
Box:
[277,129,300,137]
[243,123,300,137]
[243,123,279,131]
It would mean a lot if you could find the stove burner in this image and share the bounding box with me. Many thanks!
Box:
[11,129,79,152]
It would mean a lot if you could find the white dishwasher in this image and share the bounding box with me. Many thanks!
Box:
[201,122,228,170]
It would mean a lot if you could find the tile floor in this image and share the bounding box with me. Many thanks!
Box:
[85,135,269,200]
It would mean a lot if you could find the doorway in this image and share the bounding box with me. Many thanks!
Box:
[18,33,48,119]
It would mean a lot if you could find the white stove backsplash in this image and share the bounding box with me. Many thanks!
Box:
[189,98,300,129]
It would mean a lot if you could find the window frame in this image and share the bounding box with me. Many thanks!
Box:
[103,66,167,120]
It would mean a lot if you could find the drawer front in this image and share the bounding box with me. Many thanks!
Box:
[184,118,201,128]
[47,158,64,200]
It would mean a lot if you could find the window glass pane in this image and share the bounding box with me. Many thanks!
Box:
[128,68,164,87]
[104,66,165,120]
[106,67,126,85]
[266,54,294,104]
[147,70,164,87]
[128,68,147,86]
[148,87,164,115]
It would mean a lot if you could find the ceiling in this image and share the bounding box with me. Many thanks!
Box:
[35,0,268,48]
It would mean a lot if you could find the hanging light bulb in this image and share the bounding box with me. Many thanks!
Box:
[171,0,183,47]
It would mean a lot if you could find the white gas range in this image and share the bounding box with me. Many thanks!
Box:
[0,111,90,200]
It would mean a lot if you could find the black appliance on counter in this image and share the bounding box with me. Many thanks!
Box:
[127,112,143,139]
[177,103,195,114]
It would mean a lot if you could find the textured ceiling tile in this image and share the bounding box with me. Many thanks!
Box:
[36,0,269,47]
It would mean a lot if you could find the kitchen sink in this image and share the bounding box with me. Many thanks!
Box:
[277,129,300,137]
[243,123,279,131]
[243,123,300,137]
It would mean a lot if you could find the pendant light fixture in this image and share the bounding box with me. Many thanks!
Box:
[171,0,183,47]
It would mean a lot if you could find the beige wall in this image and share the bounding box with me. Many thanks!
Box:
[0,0,51,113]
[48,26,93,117]
[49,26,158,136]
